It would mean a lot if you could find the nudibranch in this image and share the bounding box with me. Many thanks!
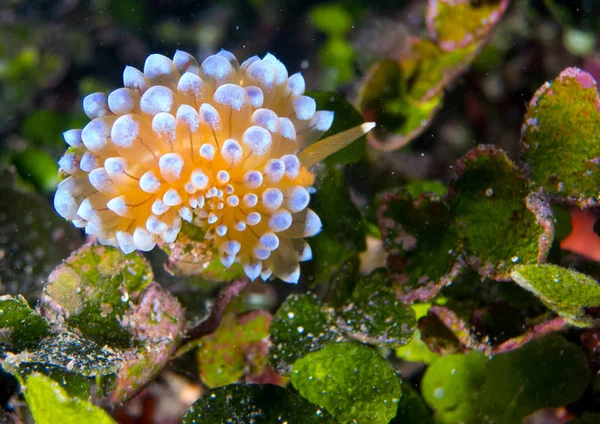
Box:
[54,50,373,283]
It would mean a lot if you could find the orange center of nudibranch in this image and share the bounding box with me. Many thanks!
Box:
[54,50,373,283]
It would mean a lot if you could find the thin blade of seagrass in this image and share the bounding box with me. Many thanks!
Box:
[297,122,376,168]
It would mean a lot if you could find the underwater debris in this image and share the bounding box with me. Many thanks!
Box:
[54,50,373,283]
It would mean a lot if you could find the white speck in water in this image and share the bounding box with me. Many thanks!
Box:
[297,326,304,334]
[121,292,129,302]
[511,256,520,263]
[433,387,445,399]
[485,188,494,196]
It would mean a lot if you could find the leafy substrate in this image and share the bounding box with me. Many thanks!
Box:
[521,68,600,207]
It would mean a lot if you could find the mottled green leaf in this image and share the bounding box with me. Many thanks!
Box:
[426,0,509,52]
[395,329,441,364]
[378,190,463,302]
[358,59,443,152]
[309,4,352,36]
[37,243,185,404]
[0,187,83,296]
[451,145,554,280]
[269,294,344,375]
[338,271,416,348]
[291,342,401,424]
[182,384,336,423]
[511,264,600,327]
[0,294,48,350]
[477,335,590,423]
[521,67,600,207]
[197,310,271,388]
[308,91,365,165]
[23,374,115,424]
[41,243,153,347]
[421,351,488,424]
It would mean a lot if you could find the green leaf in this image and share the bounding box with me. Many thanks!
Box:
[304,164,365,305]
[11,148,59,193]
[0,186,83,296]
[182,384,336,423]
[421,351,488,424]
[291,342,401,424]
[477,335,590,423]
[426,0,509,52]
[309,4,353,36]
[511,264,600,327]
[451,145,554,280]
[338,271,416,348]
[521,67,600,207]
[41,243,153,347]
[23,374,115,424]
[393,381,434,423]
[395,330,441,364]
[21,109,66,147]
[38,243,185,404]
[378,190,463,302]
[269,294,344,375]
[197,310,271,388]
[358,59,443,152]
[0,294,48,350]
[308,91,366,165]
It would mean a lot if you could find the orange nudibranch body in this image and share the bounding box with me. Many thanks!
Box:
[54,50,373,283]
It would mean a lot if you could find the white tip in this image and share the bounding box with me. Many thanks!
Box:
[304,209,322,237]
[83,93,108,119]
[260,267,273,281]
[199,143,216,161]
[297,241,312,261]
[281,154,300,179]
[63,129,83,148]
[263,53,288,85]
[293,96,316,121]
[245,86,264,108]
[226,195,239,207]
[116,231,136,254]
[246,212,261,226]
[133,227,156,251]
[220,254,235,268]
[213,84,247,111]
[268,209,292,232]
[199,103,222,130]
[76,198,95,221]
[243,170,263,189]
[287,73,305,96]
[106,195,129,216]
[251,108,279,133]
[146,215,168,234]
[140,86,175,116]
[108,88,137,115]
[177,72,204,99]
[104,157,128,179]
[144,54,178,82]
[190,168,209,190]
[81,118,110,152]
[173,50,199,73]
[80,152,100,173]
[234,221,247,231]
[260,232,279,250]
[279,265,301,284]
[224,240,241,256]
[243,262,262,281]
[176,104,201,132]
[221,139,243,166]
[287,186,310,213]
[152,112,177,143]
[152,198,169,215]
[163,188,182,206]
[263,159,285,183]
[243,193,258,208]
[111,114,140,149]
[279,118,296,140]
[159,152,184,182]
[242,126,272,156]
[201,54,234,82]
[311,110,335,132]
[262,188,283,211]
[123,66,149,93]
[216,224,227,237]
[88,168,119,196]
[58,153,78,174]
[54,186,78,219]
[179,206,193,223]
[246,60,276,89]
[208,212,218,224]
[140,170,161,193]
[253,248,271,260]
